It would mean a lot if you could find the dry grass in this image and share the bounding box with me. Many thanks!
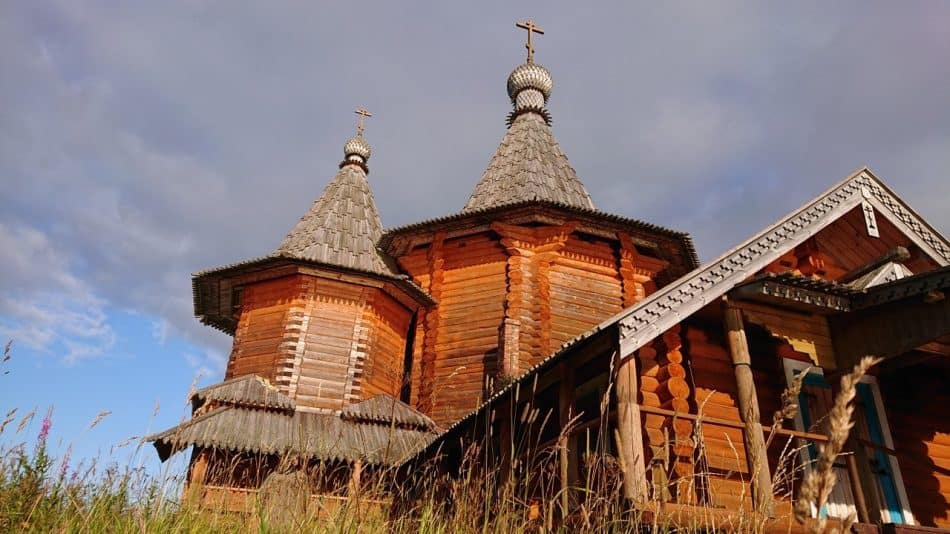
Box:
[0,339,884,533]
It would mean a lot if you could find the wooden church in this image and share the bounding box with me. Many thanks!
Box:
[148,21,950,531]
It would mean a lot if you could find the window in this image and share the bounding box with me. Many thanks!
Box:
[783,360,915,524]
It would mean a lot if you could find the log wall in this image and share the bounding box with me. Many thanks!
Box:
[398,232,508,424]
[397,225,667,426]
[227,275,303,383]
[548,235,624,352]
[361,291,413,399]
[881,358,950,528]
[226,273,412,411]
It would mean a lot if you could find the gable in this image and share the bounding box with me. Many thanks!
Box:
[616,168,948,355]
[762,205,942,280]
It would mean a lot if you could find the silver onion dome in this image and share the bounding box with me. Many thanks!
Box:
[506,62,553,104]
[343,135,371,164]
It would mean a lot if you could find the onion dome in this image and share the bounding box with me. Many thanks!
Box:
[507,62,553,113]
[342,135,371,169]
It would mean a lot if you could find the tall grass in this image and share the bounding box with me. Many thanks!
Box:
[0,338,880,533]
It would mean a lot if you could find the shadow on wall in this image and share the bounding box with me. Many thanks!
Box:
[881,356,950,528]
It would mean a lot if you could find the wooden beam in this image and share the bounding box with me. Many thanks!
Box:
[348,459,363,500]
[558,364,578,515]
[722,300,775,516]
[844,453,871,524]
[615,349,648,504]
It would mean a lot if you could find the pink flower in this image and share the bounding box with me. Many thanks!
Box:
[38,415,51,443]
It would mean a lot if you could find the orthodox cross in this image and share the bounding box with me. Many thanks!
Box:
[354,107,372,136]
[516,19,544,63]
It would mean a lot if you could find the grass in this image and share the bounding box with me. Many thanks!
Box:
[0,338,880,533]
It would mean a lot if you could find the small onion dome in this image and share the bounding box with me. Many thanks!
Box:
[343,135,371,163]
[507,62,553,107]
[341,135,371,172]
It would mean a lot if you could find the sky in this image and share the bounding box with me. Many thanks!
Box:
[1,2,948,476]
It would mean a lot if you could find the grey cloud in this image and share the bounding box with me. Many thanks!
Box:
[1,1,947,373]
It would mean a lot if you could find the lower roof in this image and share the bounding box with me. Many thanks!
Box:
[146,404,437,465]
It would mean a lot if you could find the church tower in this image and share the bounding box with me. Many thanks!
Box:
[380,21,698,425]
[192,111,431,411]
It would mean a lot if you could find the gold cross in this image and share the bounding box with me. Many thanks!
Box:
[354,107,372,136]
[516,19,545,63]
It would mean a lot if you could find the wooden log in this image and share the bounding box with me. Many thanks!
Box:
[615,351,648,504]
[723,300,774,516]
[348,459,362,499]
[558,364,578,516]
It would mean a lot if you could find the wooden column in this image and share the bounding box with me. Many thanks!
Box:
[722,300,774,515]
[558,364,578,515]
[498,399,514,485]
[348,459,363,500]
[615,350,649,504]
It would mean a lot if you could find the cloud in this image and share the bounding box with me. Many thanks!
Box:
[1,1,947,377]
[0,223,116,363]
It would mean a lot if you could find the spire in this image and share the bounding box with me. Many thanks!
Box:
[462,21,595,212]
[276,111,396,276]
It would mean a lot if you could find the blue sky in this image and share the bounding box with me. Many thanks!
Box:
[2,2,949,474]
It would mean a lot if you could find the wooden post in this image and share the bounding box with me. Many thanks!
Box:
[185,448,211,502]
[723,301,775,516]
[558,364,578,516]
[615,350,649,504]
[348,459,363,500]
[498,399,514,485]
[845,453,872,523]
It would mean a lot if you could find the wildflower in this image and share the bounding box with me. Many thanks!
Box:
[36,409,52,450]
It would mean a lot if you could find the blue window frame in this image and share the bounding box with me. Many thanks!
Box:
[795,370,905,523]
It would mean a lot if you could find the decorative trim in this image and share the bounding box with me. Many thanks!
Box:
[618,169,949,356]
[858,175,950,264]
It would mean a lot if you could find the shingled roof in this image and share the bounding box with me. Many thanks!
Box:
[463,112,595,212]
[341,394,438,430]
[147,405,436,464]
[275,163,396,276]
[190,375,295,413]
